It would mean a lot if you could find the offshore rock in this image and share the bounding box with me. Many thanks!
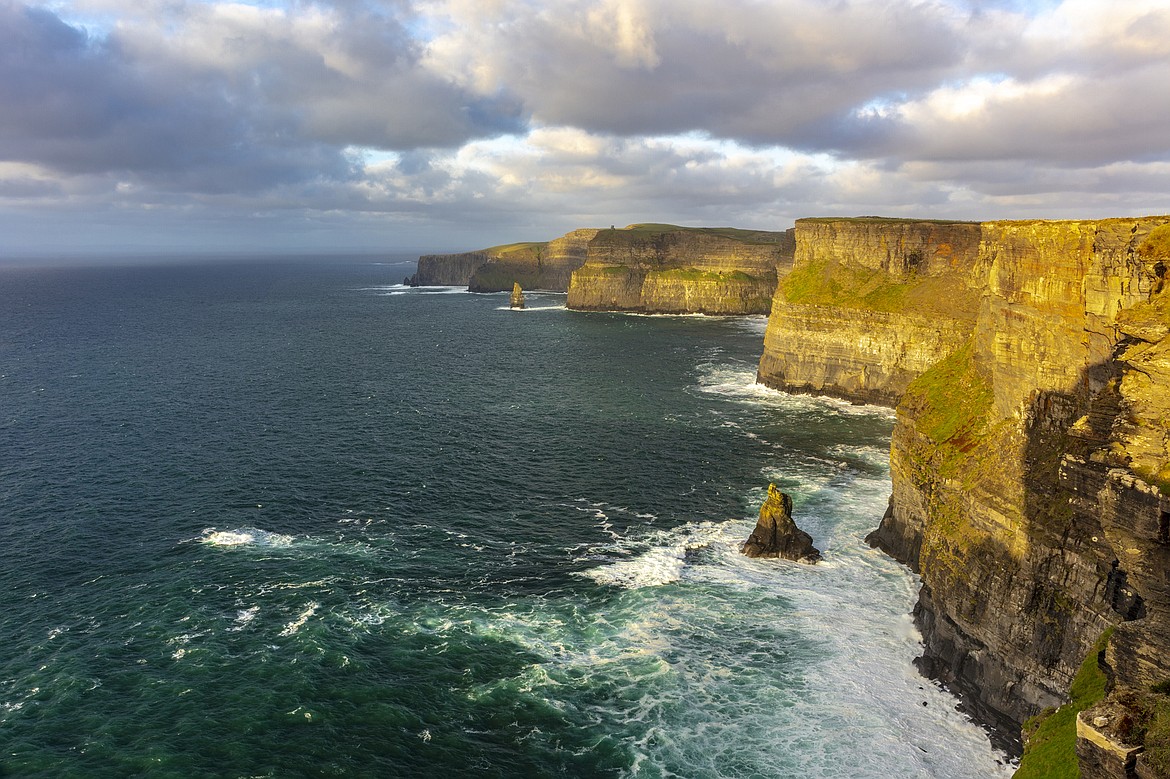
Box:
[566,224,794,315]
[741,484,821,563]
[408,229,600,293]
[509,282,525,309]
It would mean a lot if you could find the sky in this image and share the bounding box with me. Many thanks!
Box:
[1,0,1169,256]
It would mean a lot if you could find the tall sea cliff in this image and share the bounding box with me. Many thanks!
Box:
[565,224,794,315]
[409,229,599,291]
[760,216,1170,775]
[410,223,796,316]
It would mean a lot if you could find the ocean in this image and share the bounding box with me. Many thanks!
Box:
[0,258,1013,777]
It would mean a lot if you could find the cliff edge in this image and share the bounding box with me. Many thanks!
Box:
[771,216,1170,772]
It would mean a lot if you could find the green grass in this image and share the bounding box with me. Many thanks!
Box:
[898,339,1001,489]
[1015,628,1113,779]
[654,268,762,283]
[781,258,977,319]
[1145,696,1170,775]
[483,241,547,259]
[797,216,979,225]
[601,224,790,245]
[1137,223,1170,261]
[589,265,634,276]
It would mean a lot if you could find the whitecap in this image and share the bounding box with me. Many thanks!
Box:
[280,602,319,636]
[494,304,568,312]
[198,527,295,548]
[693,362,897,418]
[231,606,260,630]
[579,520,736,589]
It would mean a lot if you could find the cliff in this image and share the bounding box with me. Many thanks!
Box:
[409,229,600,292]
[469,229,600,292]
[756,218,984,404]
[411,251,490,286]
[565,224,794,315]
[767,216,1170,772]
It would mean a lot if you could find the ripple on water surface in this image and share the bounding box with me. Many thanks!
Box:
[0,263,1012,778]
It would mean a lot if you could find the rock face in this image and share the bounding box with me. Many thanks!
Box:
[470,229,601,293]
[745,215,1170,768]
[409,229,599,292]
[509,282,525,309]
[411,251,490,286]
[566,224,794,315]
[741,484,822,563]
[757,218,984,405]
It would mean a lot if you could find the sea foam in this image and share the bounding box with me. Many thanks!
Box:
[199,527,295,547]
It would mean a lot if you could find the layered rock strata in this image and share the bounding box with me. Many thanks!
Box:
[470,229,600,292]
[757,218,983,404]
[410,251,489,286]
[409,229,600,292]
[815,217,1170,768]
[566,224,794,315]
[755,215,1169,771]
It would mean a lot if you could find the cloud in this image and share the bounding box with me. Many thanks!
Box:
[423,0,967,148]
[0,0,1168,255]
[0,0,523,194]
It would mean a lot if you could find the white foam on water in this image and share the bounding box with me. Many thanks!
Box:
[494,304,568,312]
[517,446,1013,777]
[578,520,737,589]
[728,314,769,335]
[231,606,260,631]
[279,602,319,636]
[694,362,897,419]
[412,286,475,294]
[199,527,295,548]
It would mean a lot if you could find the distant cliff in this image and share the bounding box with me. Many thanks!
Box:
[411,251,490,286]
[566,224,794,315]
[764,215,1170,775]
[409,229,600,292]
[469,229,599,293]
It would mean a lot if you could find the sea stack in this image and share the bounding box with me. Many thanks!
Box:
[741,484,822,564]
[510,282,525,309]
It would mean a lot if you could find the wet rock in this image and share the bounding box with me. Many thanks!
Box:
[510,282,525,309]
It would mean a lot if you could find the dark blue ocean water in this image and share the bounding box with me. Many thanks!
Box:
[0,259,1010,778]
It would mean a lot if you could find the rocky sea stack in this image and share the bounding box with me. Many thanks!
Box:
[510,282,525,309]
[741,484,822,563]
